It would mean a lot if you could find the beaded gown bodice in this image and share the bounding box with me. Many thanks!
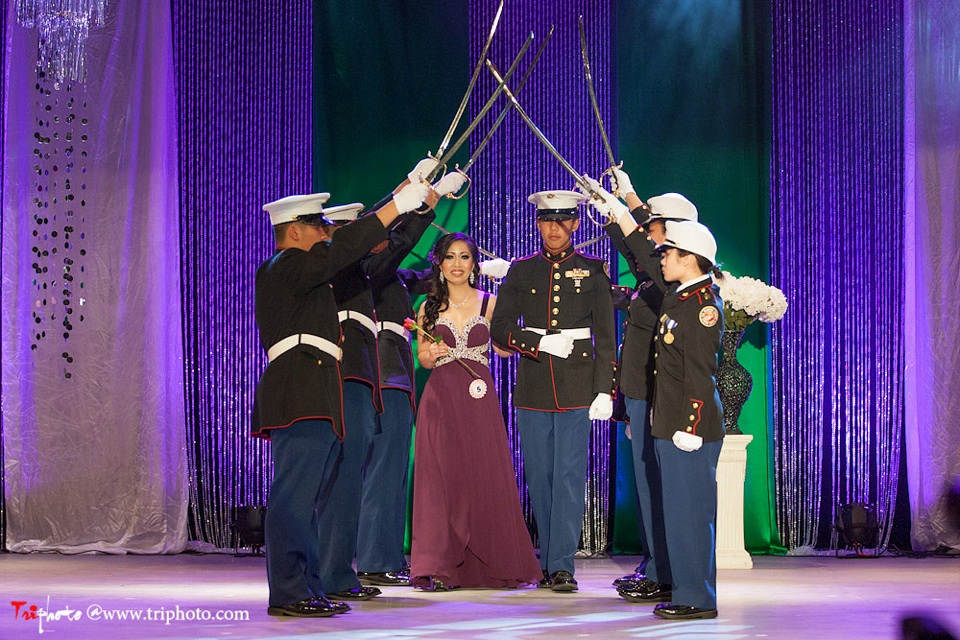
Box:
[433,316,490,368]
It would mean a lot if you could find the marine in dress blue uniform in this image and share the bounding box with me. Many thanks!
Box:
[317,167,464,599]
[355,208,435,586]
[490,190,617,592]
[582,174,701,601]
[253,190,417,617]
[314,202,386,601]
[649,220,724,621]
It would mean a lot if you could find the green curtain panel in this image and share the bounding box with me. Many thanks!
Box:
[612,0,782,554]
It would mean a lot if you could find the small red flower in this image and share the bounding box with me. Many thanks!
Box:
[403,317,417,332]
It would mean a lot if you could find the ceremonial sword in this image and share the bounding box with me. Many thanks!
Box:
[461,25,555,174]
[484,60,599,198]
[428,0,505,180]
[578,15,619,174]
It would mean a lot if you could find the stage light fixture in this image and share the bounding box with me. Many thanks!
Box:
[834,502,879,557]
[232,505,266,557]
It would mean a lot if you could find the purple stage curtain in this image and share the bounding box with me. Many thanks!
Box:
[904,1,960,552]
[1,1,187,552]
[171,0,313,548]
[770,1,904,552]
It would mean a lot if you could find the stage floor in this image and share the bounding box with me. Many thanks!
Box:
[1,552,958,639]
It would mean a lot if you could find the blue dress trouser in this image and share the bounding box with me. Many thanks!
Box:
[516,408,590,576]
[654,437,723,610]
[623,395,671,585]
[315,381,377,593]
[265,419,341,607]
[357,388,413,572]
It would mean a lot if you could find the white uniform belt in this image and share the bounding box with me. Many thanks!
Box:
[526,327,592,340]
[378,321,411,341]
[338,310,378,335]
[267,334,342,363]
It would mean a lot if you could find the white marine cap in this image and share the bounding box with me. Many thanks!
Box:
[527,190,588,221]
[657,220,718,265]
[324,202,365,225]
[642,192,698,226]
[262,193,331,227]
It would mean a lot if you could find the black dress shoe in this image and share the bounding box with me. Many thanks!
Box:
[326,586,381,601]
[538,570,552,589]
[549,570,578,592]
[612,569,646,587]
[267,598,347,618]
[653,603,718,620]
[618,579,672,602]
[358,571,411,586]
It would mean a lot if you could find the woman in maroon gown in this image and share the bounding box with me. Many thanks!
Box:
[410,233,541,590]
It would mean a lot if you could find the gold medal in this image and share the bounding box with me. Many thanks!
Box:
[663,332,675,345]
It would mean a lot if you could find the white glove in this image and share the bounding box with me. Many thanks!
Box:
[588,393,613,421]
[537,333,574,359]
[580,175,628,224]
[672,430,704,452]
[393,182,430,214]
[433,171,467,197]
[407,157,440,183]
[479,258,511,279]
[611,166,635,196]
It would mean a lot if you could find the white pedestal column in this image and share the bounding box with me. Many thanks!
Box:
[716,433,753,569]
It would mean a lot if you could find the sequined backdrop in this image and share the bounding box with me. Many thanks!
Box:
[171,0,314,548]
[770,0,904,552]
[468,0,617,555]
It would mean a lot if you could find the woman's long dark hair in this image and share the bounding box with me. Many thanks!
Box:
[422,232,481,333]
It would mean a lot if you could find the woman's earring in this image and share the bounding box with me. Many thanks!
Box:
[439,272,445,284]
[469,272,475,285]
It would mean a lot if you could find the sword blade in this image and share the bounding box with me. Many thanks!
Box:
[574,234,608,251]
[434,0,505,161]
[485,60,596,196]
[433,32,535,176]
[462,25,555,174]
[579,15,617,169]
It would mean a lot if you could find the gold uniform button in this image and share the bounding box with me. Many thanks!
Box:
[554,273,561,280]
[553,263,560,269]
[689,415,696,421]
[654,352,658,358]
[686,427,693,432]
[582,352,588,357]
[554,285,560,291]
[576,288,581,294]
[653,369,657,375]
[551,320,558,327]
[318,359,323,365]
[531,288,537,294]
[552,308,559,315]
[553,296,560,302]
[692,402,699,408]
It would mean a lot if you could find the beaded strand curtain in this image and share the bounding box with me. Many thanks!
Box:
[468,0,617,555]
[171,0,313,548]
[770,0,903,552]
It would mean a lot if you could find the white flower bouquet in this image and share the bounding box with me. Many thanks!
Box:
[716,271,788,331]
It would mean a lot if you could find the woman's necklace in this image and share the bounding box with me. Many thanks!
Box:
[448,293,472,309]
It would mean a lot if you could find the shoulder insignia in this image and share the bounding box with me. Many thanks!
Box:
[699,305,720,328]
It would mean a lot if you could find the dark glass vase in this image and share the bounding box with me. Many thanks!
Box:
[717,330,752,434]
